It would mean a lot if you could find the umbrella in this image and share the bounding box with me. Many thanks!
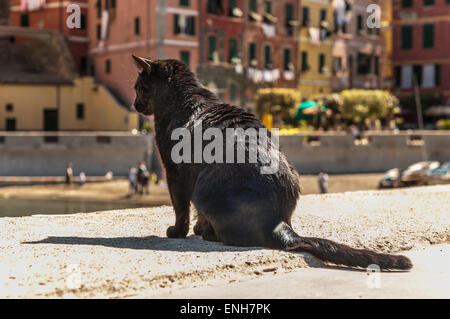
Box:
[293,101,328,121]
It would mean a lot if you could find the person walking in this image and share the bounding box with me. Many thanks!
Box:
[128,165,137,195]
[137,161,150,195]
[318,171,329,194]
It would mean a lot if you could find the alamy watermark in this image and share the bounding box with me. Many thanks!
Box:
[170,121,280,175]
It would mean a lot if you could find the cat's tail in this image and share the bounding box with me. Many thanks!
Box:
[272,222,413,271]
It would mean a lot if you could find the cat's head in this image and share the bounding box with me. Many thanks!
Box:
[132,55,196,116]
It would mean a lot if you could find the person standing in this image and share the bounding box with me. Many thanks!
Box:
[137,161,150,195]
[128,165,137,195]
[318,171,329,194]
[79,172,86,187]
[66,163,73,186]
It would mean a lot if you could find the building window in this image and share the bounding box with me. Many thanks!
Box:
[301,51,308,71]
[249,42,257,66]
[332,57,342,74]
[423,24,434,48]
[413,64,422,86]
[228,0,237,17]
[96,0,102,19]
[401,26,413,50]
[318,54,325,73]
[97,24,101,40]
[5,104,13,112]
[6,119,16,131]
[174,15,196,35]
[395,66,402,87]
[180,0,190,6]
[424,0,434,6]
[20,14,29,27]
[402,0,413,7]
[283,48,291,71]
[249,0,257,21]
[357,53,371,74]
[106,59,111,73]
[263,1,273,24]
[76,103,85,119]
[208,0,224,15]
[80,14,87,30]
[285,3,294,36]
[135,17,140,35]
[180,51,190,67]
[302,7,309,26]
[208,36,217,61]
[263,45,272,68]
[357,14,364,34]
[228,38,238,63]
[320,9,327,22]
[80,56,87,74]
[374,56,379,76]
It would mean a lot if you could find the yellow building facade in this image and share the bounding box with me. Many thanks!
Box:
[298,0,334,99]
[0,77,139,131]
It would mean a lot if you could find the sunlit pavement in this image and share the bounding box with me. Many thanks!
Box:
[152,244,450,299]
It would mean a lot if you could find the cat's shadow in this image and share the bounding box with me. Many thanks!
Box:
[23,235,262,253]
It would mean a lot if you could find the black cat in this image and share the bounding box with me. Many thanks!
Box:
[132,55,412,270]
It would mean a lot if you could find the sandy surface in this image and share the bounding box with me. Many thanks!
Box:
[0,174,383,206]
[0,185,449,298]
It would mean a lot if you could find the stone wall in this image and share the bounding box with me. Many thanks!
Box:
[0,132,154,176]
[280,131,450,174]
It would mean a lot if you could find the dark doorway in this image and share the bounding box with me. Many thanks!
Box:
[44,109,58,131]
[6,118,16,131]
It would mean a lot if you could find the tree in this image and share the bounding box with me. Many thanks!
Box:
[255,88,300,121]
[340,89,399,123]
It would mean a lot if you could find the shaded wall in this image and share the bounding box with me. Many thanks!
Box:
[280,132,450,174]
[0,133,154,176]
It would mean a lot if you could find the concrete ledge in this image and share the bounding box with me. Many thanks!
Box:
[0,185,449,298]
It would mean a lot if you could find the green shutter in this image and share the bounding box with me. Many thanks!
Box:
[319,54,325,73]
[320,9,327,22]
[402,0,413,7]
[249,42,256,64]
[229,0,237,16]
[264,45,272,68]
[401,26,413,49]
[301,51,308,71]
[20,14,29,27]
[180,0,190,6]
[208,36,216,61]
[283,48,291,71]
[302,7,309,26]
[423,24,434,48]
[229,39,237,62]
[424,0,435,6]
[180,51,190,67]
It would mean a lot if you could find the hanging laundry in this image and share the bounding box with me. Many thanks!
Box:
[309,27,320,45]
[272,69,280,81]
[22,0,46,12]
[401,65,413,89]
[262,24,276,38]
[422,64,435,88]
[334,0,346,26]
[101,10,109,40]
[283,71,295,81]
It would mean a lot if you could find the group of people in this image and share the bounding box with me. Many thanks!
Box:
[128,162,152,196]
[65,163,86,187]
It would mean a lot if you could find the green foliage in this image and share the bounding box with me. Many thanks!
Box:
[315,93,342,112]
[437,119,450,130]
[255,88,300,119]
[340,89,399,122]
[140,120,154,133]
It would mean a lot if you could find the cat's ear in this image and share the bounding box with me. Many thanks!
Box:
[132,55,152,73]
